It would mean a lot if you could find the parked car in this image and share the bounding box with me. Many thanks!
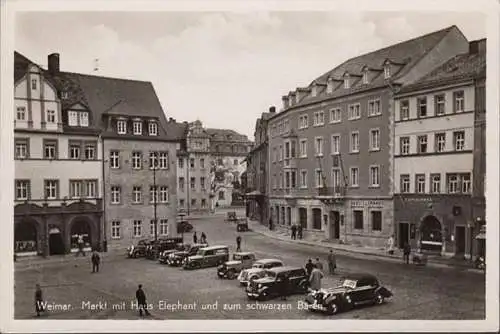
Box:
[226,211,237,222]
[166,243,209,266]
[127,239,153,258]
[145,237,184,260]
[217,252,256,279]
[177,221,193,234]
[304,273,393,315]
[246,266,308,300]
[183,245,229,270]
[159,243,187,264]
[237,219,249,232]
[238,259,284,286]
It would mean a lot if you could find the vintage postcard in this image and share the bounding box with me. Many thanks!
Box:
[1,0,498,332]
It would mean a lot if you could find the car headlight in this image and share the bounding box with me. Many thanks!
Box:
[346,295,351,302]
[258,284,262,289]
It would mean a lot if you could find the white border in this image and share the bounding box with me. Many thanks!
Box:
[1,0,499,332]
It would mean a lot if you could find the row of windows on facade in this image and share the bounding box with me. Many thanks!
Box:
[15,139,97,160]
[272,100,382,137]
[273,206,384,232]
[110,185,170,204]
[15,179,98,201]
[399,173,471,194]
[398,131,466,155]
[178,198,209,208]
[212,144,250,154]
[111,219,169,239]
[115,119,158,136]
[108,151,169,169]
[178,177,207,191]
[398,90,466,121]
[178,157,240,169]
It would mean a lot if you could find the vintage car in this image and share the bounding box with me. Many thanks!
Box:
[217,252,256,279]
[238,258,284,286]
[158,243,187,264]
[246,266,308,300]
[127,239,153,258]
[226,211,237,222]
[237,219,249,232]
[183,245,229,270]
[177,221,193,234]
[166,243,209,266]
[145,237,184,260]
[304,273,393,315]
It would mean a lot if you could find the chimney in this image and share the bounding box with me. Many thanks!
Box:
[269,106,276,114]
[469,39,486,55]
[282,96,289,109]
[48,53,60,75]
[169,117,173,122]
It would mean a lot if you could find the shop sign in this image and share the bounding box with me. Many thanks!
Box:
[350,200,383,208]
[403,197,433,203]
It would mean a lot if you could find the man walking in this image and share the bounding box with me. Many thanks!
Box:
[403,242,411,264]
[193,231,198,244]
[201,232,207,244]
[91,250,100,273]
[236,235,242,252]
[309,264,324,291]
[305,258,314,278]
[327,250,337,275]
[136,284,151,317]
[291,224,297,240]
[34,284,44,317]
[297,224,303,239]
[386,235,395,255]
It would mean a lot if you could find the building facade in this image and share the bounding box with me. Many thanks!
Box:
[14,52,104,256]
[267,26,469,248]
[393,39,486,258]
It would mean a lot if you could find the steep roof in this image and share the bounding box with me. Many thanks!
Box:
[14,51,34,82]
[206,128,250,142]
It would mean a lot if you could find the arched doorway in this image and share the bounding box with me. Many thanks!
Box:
[49,226,65,255]
[420,215,443,253]
[15,220,38,255]
[70,218,92,251]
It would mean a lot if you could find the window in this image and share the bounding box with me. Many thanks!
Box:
[218,191,225,200]
[149,152,158,169]
[291,141,296,158]
[350,167,359,187]
[417,135,428,154]
[291,170,297,188]
[111,221,121,239]
[299,139,307,157]
[298,115,309,129]
[284,142,290,160]
[453,131,465,151]
[200,177,206,190]
[69,180,82,198]
[461,173,471,193]
[285,171,290,189]
[190,177,195,190]
[68,111,78,126]
[150,220,157,236]
[399,100,409,120]
[278,145,283,161]
[149,121,158,136]
[133,220,142,238]
[150,186,158,203]
[117,120,127,134]
[344,75,350,89]
[348,104,361,120]
[300,170,307,188]
[15,180,30,200]
[46,110,56,123]
[453,91,464,113]
[15,139,29,159]
[44,140,57,159]
[430,174,441,193]
[435,133,446,152]
[315,169,324,188]
[179,177,185,190]
[31,78,37,90]
[158,152,168,169]
[109,151,120,169]
[178,158,184,168]
[353,210,364,229]
[363,72,369,84]
[435,94,445,116]
[384,65,391,79]
[331,168,341,189]
[350,132,359,153]
[85,180,97,198]
[371,211,382,231]
[179,199,185,207]
[201,199,207,208]
[329,108,341,123]
[400,174,410,193]
[314,137,323,156]
[369,166,380,187]
[369,129,380,151]
[331,135,340,155]
[160,219,168,236]
[132,186,142,203]
[16,106,26,121]
[200,158,205,168]
[110,186,121,204]
[44,180,58,199]
[133,121,142,135]
[313,111,325,126]
[85,143,96,160]
[400,137,410,155]
[69,143,81,160]
[417,97,427,118]
[159,186,169,203]
[131,152,142,169]
[415,174,426,193]
[368,100,381,116]
[79,112,89,127]
[447,174,459,193]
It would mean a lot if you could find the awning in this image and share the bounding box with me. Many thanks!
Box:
[475,233,486,240]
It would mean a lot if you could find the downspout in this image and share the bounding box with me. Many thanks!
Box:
[100,134,107,252]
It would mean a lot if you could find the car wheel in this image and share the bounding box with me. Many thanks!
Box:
[227,270,236,280]
[326,302,339,315]
[375,293,384,305]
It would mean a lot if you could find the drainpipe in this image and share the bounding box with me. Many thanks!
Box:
[100,135,107,252]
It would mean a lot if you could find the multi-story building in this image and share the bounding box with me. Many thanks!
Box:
[393,39,486,258]
[267,25,469,248]
[14,52,104,256]
[246,106,274,223]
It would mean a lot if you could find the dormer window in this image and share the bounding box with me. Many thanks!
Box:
[133,121,142,135]
[148,121,158,136]
[327,78,334,94]
[61,91,69,99]
[311,85,317,97]
[344,74,350,89]
[362,71,369,84]
[384,65,391,79]
[117,120,127,134]
[79,112,89,127]
[295,93,300,104]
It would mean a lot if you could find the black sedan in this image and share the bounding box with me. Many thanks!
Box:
[304,273,393,315]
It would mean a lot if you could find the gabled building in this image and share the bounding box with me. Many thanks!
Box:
[267,25,470,248]
[393,39,486,258]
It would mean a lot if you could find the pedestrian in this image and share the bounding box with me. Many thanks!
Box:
[91,250,100,273]
[201,232,207,244]
[135,284,151,317]
[309,264,324,291]
[297,224,303,239]
[76,234,85,256]
[193,232,198,244]
[305,258,314,277]
[280,273,291,301]
[386,235,395,255]
[315,258,324,271]
[327,250,337,275]
[34,284,44,317]
[403,242,411,264]
[236,235,242,252]
[269,217,273,231]
[291,224,297,240]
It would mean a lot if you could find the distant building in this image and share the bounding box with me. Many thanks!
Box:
[393,39,486,258]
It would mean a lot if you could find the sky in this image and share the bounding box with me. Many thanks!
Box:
[15,11,486,140]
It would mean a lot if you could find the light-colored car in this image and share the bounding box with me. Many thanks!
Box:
[238,258,284,286]
[217,252,256,279]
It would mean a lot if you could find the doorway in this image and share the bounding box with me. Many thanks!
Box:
[398,222,409,249]
[312,208,322,230]
[329,211,340,239]
[455,226,466,254]
[48,226,65,255]
[299,208,307,229]
[420,215,443,253]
